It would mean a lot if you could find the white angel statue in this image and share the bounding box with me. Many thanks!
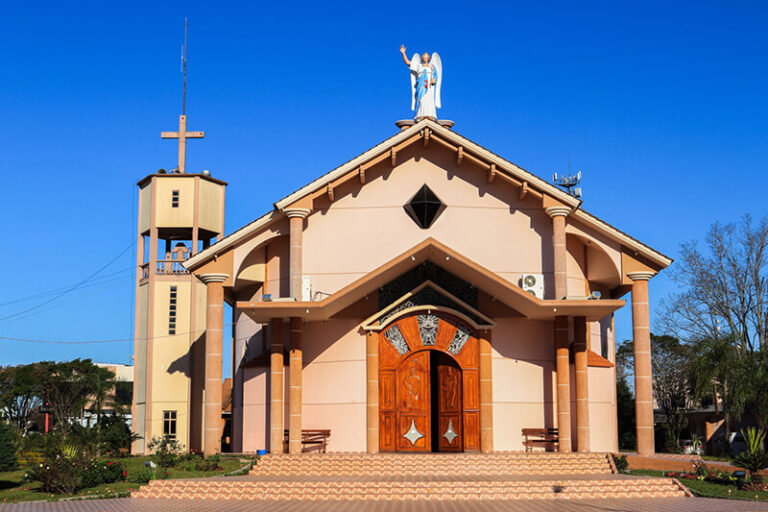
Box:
[399,45,442,120]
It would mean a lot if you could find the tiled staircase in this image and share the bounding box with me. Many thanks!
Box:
[249,452,614,476]
[133,453,692,501]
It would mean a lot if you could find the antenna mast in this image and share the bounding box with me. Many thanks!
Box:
[552,154,583,198]
[182,18,188,115]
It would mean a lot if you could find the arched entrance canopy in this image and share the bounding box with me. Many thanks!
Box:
[236,238,625,324]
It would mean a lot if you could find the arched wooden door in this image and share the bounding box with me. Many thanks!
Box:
[379,311,480,452]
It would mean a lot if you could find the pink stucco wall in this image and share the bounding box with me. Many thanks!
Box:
[235,142,623,453]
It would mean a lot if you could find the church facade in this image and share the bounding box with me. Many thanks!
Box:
[133,118,670,456]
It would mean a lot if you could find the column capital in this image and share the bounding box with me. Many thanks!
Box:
[627,271,656,282]
[284,207,311,219]
[199,273,229,284]
[545,206,572,218]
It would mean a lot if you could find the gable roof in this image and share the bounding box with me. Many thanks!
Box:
[236,238,625,323]
[185,118,672,271]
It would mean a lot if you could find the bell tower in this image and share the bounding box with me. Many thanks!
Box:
[131,113,226,453]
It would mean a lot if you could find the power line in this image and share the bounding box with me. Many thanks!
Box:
[0,321,240,345]
[0,267,135,308]
[0,240,136,323]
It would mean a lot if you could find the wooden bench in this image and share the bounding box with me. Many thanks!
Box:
[522,428,559,452]
[283,429,331,453]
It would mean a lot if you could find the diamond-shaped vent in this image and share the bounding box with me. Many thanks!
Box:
[404,185,444,229]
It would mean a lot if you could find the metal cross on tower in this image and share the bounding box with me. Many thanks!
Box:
[161,115,204,174]
[160,18,204,174]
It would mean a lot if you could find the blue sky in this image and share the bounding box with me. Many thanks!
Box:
[1,2,766,376]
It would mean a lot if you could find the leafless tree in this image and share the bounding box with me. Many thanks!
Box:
[660,215,768,353]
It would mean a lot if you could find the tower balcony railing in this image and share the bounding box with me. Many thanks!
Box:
[139,260,191,284]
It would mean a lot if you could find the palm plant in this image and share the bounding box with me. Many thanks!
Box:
[732,427,768,484]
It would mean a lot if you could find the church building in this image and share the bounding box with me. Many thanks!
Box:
[132,116,670,457]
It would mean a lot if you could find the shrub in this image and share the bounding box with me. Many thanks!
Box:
[98,415,140,455]
[147,436,184,468]
[612,454,628,473]
[0,422,19,471]
[29,444,86,494]
[81,460,127,488]
[130,466,156,484]
[732,427,768,484]
[178,453,222,472]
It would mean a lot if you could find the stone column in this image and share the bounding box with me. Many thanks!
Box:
[555,316,572,452]
[545,206,571,300]
[574,316,590,452]
[629,271,656,456]
[285,208,310,299]
[366,331,379,453]
[288,317,303,454]
[270,318,285,454]
[479,331,494,453]
[200,273,228,456]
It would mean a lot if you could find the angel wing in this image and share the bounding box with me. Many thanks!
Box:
[431,52,442,109]
[409,53,419,111]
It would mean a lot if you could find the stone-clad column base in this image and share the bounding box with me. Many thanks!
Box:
[366,332,379,453]
[288,317,303,454]
[270,318,285,454]
[555,315,572,452]
[574,316,590,452]
[479,331,494,453]
[629,271,656,456]
[200,273,228,456]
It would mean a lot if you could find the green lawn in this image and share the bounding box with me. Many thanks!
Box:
[629,469,768,502]
[0,456,252,504]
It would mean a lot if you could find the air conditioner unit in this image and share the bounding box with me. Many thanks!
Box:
[521,274,544,299]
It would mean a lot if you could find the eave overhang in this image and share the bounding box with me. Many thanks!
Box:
[236,238,624,323]
[186,118,671,272]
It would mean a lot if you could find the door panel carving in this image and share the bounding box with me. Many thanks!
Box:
[436,352,462,452]
[379,312,481,453]
[396,350,430,451]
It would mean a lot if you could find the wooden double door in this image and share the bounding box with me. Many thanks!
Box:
[379,312,480,452]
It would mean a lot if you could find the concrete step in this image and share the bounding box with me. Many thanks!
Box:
[249,453,614,476]
[133,477,690,501]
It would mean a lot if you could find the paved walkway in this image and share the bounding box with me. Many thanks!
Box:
[2,497,768,512]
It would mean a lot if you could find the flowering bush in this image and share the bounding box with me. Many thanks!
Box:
[147,436,184,468]
[666,462,738,484]
[179,454,223,472]
[81,460,127,488]
[29,451,85,494]
[27,442,127,494]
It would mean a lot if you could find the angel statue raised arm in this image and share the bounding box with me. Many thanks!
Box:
[400,45,442,120]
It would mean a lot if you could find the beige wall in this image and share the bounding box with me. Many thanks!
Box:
[139,278,203,451]
[133,284,149,453]
[198,179,223,234]
[139,185,151,234]
[302,147,557,299]
[154,178,196,229]
[491,318,557,452]
[242,318,366,453]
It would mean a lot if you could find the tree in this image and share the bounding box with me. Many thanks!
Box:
[0,364,43,435]
[0,421,19,471]
[617,335,693,452]
[90,366,116,433]
[652,335,693,452]
[660,215,768,353]
[615,340,637,450]
[37,359,105,438]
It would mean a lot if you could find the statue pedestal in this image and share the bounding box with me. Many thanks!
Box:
[396,119,455,131]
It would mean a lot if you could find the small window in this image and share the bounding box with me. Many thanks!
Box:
[169,287,178,335]
[163,410,177,439]
[171,190,180,208]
